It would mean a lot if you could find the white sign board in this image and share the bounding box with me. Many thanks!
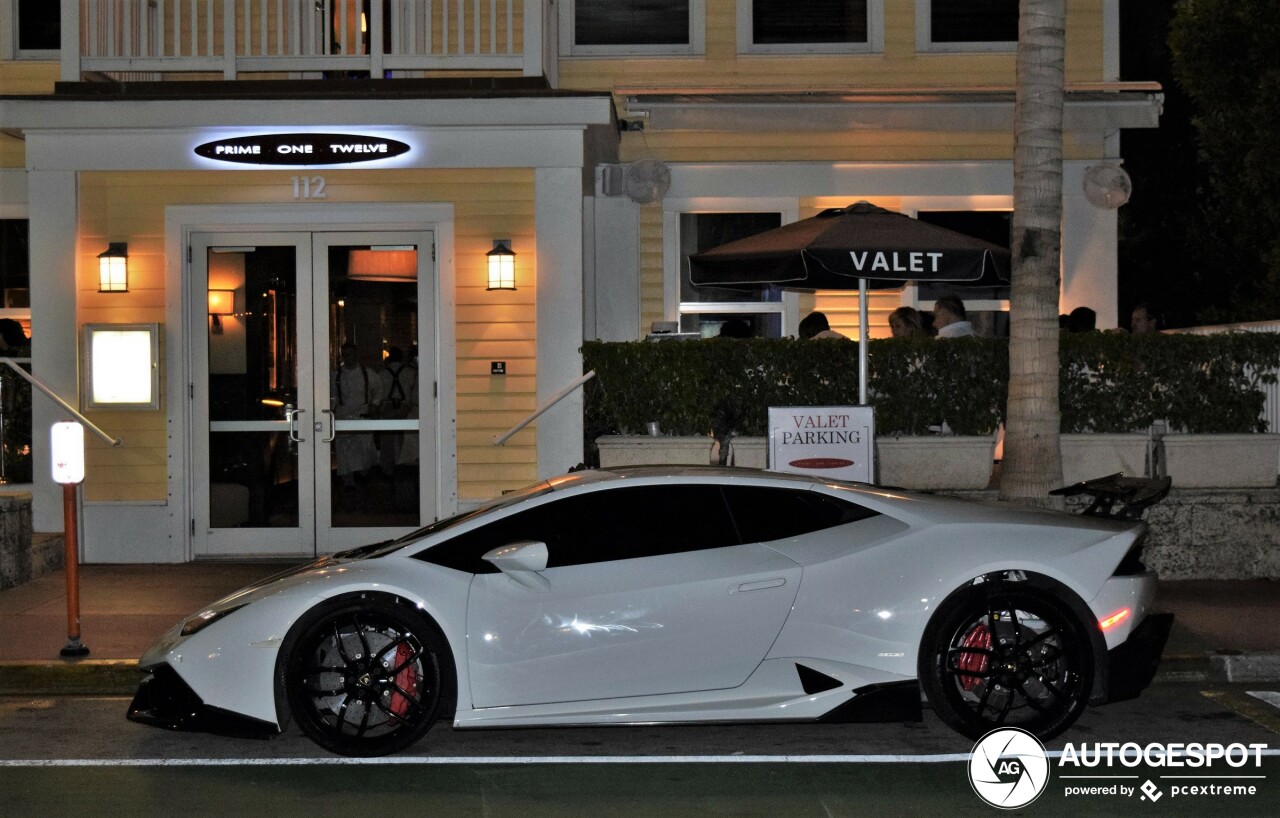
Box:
[768,406,875,483]
[51,421,85,485]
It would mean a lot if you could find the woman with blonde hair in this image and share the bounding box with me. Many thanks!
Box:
[888,306,927,338]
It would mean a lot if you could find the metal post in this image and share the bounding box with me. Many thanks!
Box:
[60,482,88,657]
[858,277,869,404]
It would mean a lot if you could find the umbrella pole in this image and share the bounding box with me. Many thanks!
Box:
[858,277,869,404]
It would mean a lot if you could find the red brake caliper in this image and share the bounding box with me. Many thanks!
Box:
[387,642,420,718]
[957,623,991,691]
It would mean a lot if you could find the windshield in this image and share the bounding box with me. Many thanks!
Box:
[333,480,554,560]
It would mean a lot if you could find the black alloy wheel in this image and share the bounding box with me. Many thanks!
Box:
[279,594,451,756]
[919,583,1093,741]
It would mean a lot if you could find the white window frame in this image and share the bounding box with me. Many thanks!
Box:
[915,0,1017,54]
[8,0,60,60]
[560,0,706,58]
[737,0,884,56]
[663,198,801,338]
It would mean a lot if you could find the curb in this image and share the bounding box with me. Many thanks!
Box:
[0,660,140,696]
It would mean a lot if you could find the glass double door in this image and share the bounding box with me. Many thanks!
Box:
[192,231,434,557]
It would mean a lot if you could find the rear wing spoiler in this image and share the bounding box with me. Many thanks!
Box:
[1048,473,1172,520]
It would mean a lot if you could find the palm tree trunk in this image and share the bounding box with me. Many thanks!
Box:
[1000,0,1065,506]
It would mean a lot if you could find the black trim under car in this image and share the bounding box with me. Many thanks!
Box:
[1104,612,1174,702]
[127,664,279,739]
[819,681,923,723]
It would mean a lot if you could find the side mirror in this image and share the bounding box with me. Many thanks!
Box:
[482,540,550,588]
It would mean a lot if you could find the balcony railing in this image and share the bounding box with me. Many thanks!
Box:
[61,0,544,81]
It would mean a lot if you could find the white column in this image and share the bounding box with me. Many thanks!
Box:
[27,169,79,534]
[591,195,641,340]
[535,166,585,476]
[1061,163,1119,330]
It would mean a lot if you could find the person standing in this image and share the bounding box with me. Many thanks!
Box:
[1130,302,1160,335]
[332,341,379,488]
[933,296,976,338]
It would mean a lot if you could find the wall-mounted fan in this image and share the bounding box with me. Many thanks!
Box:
[623,159,671,204]
[1083,164,1132,209]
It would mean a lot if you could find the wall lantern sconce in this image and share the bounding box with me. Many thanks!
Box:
[486,240,516,291]
[98,242,129,293]
[208,290,235,334]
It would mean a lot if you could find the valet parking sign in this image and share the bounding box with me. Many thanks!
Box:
[767,406,874,483]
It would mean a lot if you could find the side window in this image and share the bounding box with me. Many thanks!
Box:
[565,0,706,57]
[920,0,1017,51]
[16,0,60,54]
[543,485,737,567]
[417,484,738,573]
[723,486,878,544]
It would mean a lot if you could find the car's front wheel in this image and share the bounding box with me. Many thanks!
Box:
[278,594,452,756]
[919,582,1092,741]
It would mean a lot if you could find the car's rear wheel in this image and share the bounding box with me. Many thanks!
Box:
[279,594,451,756]
[919,583,1092,741]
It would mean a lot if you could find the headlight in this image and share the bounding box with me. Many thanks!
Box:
[180,602,249,636]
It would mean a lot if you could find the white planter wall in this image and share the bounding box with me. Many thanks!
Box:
[876,436,996,490]
[1060,433,1150,485]
[1162,434,1280,488]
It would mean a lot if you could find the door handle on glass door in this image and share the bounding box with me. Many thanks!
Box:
[321,408,336,443]
[286,408,306,443]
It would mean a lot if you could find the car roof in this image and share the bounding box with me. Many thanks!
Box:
[546,465,839,491]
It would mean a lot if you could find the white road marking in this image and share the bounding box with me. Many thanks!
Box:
[3,749,1278,768]
[1247,691,1280,710]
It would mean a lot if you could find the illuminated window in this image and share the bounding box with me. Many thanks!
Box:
[678,212,786,339]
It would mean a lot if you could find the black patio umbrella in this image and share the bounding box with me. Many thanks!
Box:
[688,201,1012,402]
[688,201,1010,289]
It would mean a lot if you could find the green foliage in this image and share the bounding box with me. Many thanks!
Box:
[0,367,32,484]
[583,337,1007,442]
[1060,331,1280,433]
[1170,0,1280,318]
[584,333,1280,451]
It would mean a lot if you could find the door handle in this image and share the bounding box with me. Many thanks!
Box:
[286,408,306,443]
[733,578,787,594]
[320,408,336,443]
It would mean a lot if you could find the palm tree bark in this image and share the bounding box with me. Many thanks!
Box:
[1000,0,1065,506]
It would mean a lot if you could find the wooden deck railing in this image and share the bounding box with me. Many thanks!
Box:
[61,0,543,81]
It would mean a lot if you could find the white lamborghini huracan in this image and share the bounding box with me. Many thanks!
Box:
[129,467,1173,756]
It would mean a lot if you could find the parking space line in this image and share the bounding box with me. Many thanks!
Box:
[1203,690,1280,734]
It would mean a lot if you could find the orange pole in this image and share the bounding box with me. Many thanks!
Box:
[60,482,89,658]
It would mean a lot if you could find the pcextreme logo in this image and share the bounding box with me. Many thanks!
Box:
[968,728,1051,809]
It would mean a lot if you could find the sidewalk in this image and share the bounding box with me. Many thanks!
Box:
[0,564,1276,694]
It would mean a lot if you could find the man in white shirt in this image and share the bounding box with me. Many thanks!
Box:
[933,295,976,338]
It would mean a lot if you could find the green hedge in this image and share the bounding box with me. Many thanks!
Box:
[583,333,1280,445]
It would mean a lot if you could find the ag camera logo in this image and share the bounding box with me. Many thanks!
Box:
[969,727,1051,809]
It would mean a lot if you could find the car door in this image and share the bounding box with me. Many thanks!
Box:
[460,483,802,709]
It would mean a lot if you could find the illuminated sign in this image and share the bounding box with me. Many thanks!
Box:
[194,133,411,166]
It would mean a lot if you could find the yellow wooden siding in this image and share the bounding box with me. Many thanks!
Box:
[77,168,538,502]
[638,204,665,333]
[0,61,58,95]
[620,129,1105,165]
[560,0,1106,93]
